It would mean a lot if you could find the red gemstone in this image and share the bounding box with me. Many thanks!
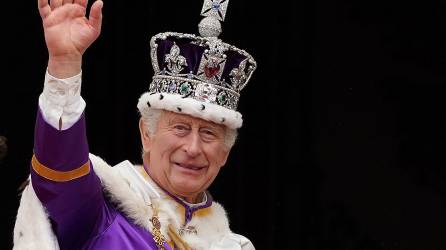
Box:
[204,62,220,78]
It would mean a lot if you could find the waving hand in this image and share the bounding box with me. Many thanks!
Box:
[38,0,103,77]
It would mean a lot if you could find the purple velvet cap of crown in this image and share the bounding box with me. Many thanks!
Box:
[155,38,247,84]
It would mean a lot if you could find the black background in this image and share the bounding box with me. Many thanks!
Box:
[1,0,446,249]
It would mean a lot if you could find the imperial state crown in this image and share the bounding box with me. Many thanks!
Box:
[138,0,257,129]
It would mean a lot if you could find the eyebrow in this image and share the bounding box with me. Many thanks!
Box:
[168,117,191,125]
[200,124,225,135]
[166,113,224,130]
[169,117,223,132]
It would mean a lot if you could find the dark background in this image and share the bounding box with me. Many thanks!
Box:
[1,0,446,249]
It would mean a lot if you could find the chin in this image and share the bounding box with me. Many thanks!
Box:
[172,179,203,196]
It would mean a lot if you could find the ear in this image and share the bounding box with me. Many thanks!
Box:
[139,118,152,153]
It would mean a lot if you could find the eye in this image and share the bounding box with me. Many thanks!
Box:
[199,128,219,141]
[174,124,188,130]
[173,124,191,136]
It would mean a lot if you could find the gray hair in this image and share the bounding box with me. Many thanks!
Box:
[139,108,237,148]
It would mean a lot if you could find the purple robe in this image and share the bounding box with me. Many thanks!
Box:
[31,109,170,250]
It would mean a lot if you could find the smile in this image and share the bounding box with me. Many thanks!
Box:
[174,162,206,171]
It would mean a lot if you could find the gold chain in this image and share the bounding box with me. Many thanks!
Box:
[149,204,167,250]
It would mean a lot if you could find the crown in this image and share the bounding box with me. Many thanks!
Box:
[138,0,257,129]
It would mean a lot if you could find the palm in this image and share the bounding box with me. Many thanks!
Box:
[39,0,103,58]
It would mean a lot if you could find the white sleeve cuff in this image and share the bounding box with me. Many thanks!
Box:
[38,70,86,130]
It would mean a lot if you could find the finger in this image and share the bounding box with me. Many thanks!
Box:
[38,0,51,19]
[50,0,63,9]
[62,0,73,5]
[88,0,103,32]
[69,4,86,18]
[74,0,87,8]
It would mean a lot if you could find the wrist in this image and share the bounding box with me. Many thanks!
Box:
[48,56,82,79]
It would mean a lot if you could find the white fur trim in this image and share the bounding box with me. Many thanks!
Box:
[13,179,59,250]
[182,202,230,249]
[88,154,156,230]
[137,92,243,129]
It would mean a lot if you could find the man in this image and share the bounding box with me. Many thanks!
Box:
[14,0,257,249]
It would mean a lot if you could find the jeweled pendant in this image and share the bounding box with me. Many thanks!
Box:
[204,62,221,78]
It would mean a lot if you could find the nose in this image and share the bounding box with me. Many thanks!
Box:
[183,131,202,157]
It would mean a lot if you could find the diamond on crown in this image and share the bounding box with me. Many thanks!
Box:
[195,83,218,103]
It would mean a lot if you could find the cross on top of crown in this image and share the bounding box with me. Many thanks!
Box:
[200,0,229,22]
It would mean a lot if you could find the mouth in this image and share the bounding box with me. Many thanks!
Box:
[174,162,207,172]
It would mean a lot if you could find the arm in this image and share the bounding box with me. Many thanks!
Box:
[31,0,105,248]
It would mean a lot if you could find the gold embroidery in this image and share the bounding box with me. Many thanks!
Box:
[31,154,90,182]
[194,206,212,218]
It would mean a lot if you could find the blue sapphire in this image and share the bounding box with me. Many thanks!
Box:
[169,81,177,92]
[212,2,220,10]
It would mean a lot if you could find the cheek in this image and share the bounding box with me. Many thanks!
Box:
[155,136,183,160]
[205,146,228,167]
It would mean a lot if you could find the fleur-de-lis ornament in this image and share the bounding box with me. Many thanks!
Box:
[229,59,248,90]
[165,42,188,74]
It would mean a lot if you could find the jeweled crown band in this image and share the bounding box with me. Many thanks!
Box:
[149,75,240,110]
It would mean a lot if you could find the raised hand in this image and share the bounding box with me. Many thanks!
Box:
[38,0,103,77]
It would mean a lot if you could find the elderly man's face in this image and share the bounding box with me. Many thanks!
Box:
[140,111,230,203]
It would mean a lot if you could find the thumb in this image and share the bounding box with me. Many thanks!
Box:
[88,0,103,33]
